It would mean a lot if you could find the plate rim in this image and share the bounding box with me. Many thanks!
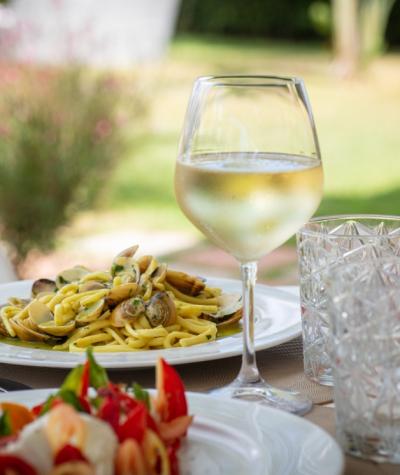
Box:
[0,388,344,475]
[0,278,301,369]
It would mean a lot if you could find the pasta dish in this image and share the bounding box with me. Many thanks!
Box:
[0,246,242,352]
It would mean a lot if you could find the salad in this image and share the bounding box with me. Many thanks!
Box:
[0,350,192,475]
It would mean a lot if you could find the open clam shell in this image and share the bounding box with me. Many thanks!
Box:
[106,283,138,307]
[38,320,76,337]
[111,245,140,284]
[165,270,205,296]
[9,318,52,342]
[31,279,57,297]
[76,299,105,324]
[56,266,90,289]
[111,297,146,327]
[202,293,243,327]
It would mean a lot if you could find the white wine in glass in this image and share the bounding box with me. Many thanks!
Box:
[175,76,323,415]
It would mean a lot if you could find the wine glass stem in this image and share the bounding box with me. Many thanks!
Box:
[237,261,262,385]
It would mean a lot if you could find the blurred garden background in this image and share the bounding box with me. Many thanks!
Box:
[0,0,399,284]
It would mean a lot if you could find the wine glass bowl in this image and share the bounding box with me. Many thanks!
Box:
[175,76,323,415]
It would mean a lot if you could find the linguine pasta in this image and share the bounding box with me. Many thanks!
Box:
[0,246,242,352]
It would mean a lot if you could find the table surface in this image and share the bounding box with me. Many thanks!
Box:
[0,337,397,475]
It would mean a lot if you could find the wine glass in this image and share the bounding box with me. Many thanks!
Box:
[175,76,323,415]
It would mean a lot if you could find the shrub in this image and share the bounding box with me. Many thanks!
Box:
[0,64,147,265]
[177,0,330,40]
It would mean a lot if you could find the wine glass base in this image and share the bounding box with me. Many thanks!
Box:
[209,378,312,416]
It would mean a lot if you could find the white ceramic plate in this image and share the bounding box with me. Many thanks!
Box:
[0,278,301,369]
[0,389,344,475]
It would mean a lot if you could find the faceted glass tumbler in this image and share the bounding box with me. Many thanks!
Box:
[327,257,400,464]
[296,215,400,386]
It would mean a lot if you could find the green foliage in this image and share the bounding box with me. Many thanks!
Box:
[386,0,400,47]
[177,0,330,40]
[308,1,331,36]
[0,65,146,262]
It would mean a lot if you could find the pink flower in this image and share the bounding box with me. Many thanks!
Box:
[94,118,112,140]
[0,124,10,138]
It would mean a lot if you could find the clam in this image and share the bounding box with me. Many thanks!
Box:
[116,245,139,259]
[56,266,90,289]
[9,318,51,342]
[0,317,8,337]
[202,293,243,327]
[38,320,76,337]
[106,283,138,307]
[166,270,205,296]
[79,281,107,293]
[31,278,57,297]
[111,297,146,327]
[76,299,105,324]
[137,255,152,273]
[212,308,242,327]
[152,264,167,288]
[145,292,176,327]
[111,245,140,283]
[28,300,53,326]
[138,255,159,277]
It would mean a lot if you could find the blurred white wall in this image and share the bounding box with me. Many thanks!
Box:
[1,0,180,67]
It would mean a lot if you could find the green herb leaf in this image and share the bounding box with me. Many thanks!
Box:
[39,395,57,416]
[111,264,124,276]
[0,411,12,436]
[57,389,84,412]
[87,347,109,388]
[132,382,150,410]
[61,364,84,394]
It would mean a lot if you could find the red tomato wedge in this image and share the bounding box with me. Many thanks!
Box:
[155,359,188,422]
[54,444,89,466]
[98,397,120,433]
[0,454,37,475]
[79,361,90,399]
[118,402,147,443]
[168,440,181,475]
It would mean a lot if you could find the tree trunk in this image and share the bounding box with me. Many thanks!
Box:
[360,0,395,58]
[332,0,396,76]
[332,0,361,77]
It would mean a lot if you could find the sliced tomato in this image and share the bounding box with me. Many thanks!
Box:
[118,402,147,443]
[167,440,180,475]
[109,383,138,414]
[54,444,89,466]
[78,396,92,415]
[99,383,138,415]
[159,415,193,443]
[79,361,90,399]
[0,454,37,475]
[98,396,120,433]
[155,358,188,422]
[31,403,43,418]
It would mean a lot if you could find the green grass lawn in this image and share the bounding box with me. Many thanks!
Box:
[92,34,400,236]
